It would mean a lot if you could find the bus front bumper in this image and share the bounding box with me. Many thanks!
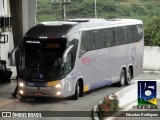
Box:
[18,84,65,98]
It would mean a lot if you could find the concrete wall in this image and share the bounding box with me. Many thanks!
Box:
[0,0,14,66]
[10,0,37,47]
[143,46,160,71]
[22,0,37,36]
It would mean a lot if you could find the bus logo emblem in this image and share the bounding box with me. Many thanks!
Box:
[39,74,44,79]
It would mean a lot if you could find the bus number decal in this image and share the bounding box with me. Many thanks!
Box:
[82,57,91,64]
[46,43,60,49]
[27,82,34,87]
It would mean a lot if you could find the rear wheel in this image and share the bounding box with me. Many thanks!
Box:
[72,81,80,100]
[118,69,126,87]
[125,68,132,85]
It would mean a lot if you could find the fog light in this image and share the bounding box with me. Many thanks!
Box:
[19,90,24,95]
[56,91,61,96]
[19,82,24,87]
[55,84,61,88]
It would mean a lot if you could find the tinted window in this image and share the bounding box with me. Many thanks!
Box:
[123,27,128,44]
[94,30,102,49]
[80,24,143,56]
[136,25,143,42]
[114,27,121,45]
[90,31,96,50]
[81,31,91,52]
[127,26,133,43]
[104,28,113,47]
[69,39,79,65]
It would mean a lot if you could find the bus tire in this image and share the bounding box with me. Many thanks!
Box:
[126,68,132,85]
[72,81,80,100]
[118,69,125,87]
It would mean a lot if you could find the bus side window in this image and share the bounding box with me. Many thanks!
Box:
[107,28,113,47]
[111,28,115,46]
[94,30,101,49]
[123,27,128,44]
[127,26,133,43]
[136,25,143,42]
[101,29,108,48]
[80,31,91,56]
[90,31,95,50]
[66,53,73,73]
[68,39,78,67]
[114,27,121,46]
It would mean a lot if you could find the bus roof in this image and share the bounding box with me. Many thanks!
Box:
[25,23,76,39]
[65,18,143,35]
[25,19,143,39]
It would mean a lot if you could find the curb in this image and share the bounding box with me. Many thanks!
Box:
[142,71,160,75]
[143,70,160,74]
[93,80,160,120]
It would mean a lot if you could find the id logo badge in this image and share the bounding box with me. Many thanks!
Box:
[138,81,157,105]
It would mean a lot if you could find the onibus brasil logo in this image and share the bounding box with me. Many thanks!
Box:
[137,81,158,109]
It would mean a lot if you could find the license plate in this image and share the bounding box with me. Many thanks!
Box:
[35,92,43,96]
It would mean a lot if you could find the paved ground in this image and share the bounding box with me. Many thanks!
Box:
[0,78,126,120]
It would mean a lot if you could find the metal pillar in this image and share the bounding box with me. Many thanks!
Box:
[9,0,23,47]
[9,0,37,47]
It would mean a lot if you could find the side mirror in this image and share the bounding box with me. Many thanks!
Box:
[11,46,20,66]
[62,45,74,64]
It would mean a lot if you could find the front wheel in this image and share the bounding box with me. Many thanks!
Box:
[72,81,80,100]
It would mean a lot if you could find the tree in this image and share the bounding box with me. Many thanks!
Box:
[144,16,160,46]
[36,0,160,46]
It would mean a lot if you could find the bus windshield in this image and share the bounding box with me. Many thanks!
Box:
[19,38,67,81]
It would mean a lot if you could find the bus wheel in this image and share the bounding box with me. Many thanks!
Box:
[118,69,125,87]
[126,68,132,85]
[72,81,80,100]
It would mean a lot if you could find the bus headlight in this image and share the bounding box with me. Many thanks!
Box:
[19,90,24,95]
[56,91,61,96]
[19,82,24,87]
[55,84,61,88]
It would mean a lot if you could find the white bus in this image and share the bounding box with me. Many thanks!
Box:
[18,19,144,100]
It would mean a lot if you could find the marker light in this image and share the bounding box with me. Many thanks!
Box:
[55,84,61,88]
[19,82,24,87]
[56,91,61,96]
[19,90,24,95]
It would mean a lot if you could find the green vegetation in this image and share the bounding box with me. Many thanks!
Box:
[97,94,119,118]
[37,0,160,46]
